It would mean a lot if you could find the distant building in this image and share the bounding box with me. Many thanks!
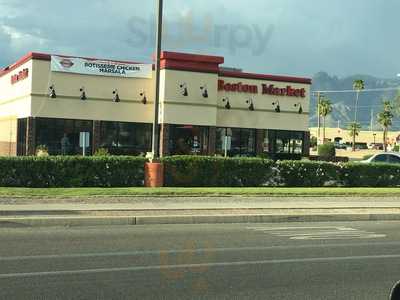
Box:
[310,127,400,145]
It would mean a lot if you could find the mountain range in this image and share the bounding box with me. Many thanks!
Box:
[310,72,400,130]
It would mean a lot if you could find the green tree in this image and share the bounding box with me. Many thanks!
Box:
[318,96,333,144]
[377,100,394,152]
[352,79,365,151]
[310,136,318,148]
[348,122,362,151]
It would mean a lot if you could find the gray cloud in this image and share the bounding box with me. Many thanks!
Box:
[1,0,400,78]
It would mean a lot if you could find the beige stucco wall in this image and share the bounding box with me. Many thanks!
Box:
[159,70,310,130]
[160,69,218,126]
[0,56,311,133]
[0,61,32,119]
[30,59,154,123]
[0,117,17,156]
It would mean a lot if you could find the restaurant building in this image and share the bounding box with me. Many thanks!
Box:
[0,51,311,159]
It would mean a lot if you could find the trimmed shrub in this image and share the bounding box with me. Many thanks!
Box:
[317,143,336,159]
[93,148,110,156]
[276,160,341,187]
[4,155,400,188]
[340,163,400,187]
[162,156,274,187]
[310,136,318,148]
[0,156,146,187]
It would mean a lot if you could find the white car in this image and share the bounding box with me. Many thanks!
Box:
[360,152,400,164]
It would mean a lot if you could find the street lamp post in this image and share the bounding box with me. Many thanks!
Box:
[151,0,164,160]
[144,0,164,188]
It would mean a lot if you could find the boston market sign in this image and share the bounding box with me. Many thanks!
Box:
[218,80,306,98]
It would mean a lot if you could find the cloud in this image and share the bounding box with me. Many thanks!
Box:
[0,0,400,78]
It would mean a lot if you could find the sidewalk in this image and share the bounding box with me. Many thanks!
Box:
[1,196,400,227]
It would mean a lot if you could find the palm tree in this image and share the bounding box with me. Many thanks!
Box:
[377,100,394,152]
[352,79,365,151]
[348,122,362,150]
[318,96,333,144]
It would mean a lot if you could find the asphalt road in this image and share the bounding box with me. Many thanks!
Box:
[1,221,400,300]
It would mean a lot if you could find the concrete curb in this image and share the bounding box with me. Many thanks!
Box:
[2,213,400,227]
[2,207,400,216]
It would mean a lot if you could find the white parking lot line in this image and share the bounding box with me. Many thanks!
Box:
[246,226,386,240]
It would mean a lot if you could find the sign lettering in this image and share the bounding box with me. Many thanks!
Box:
[11,68,29,85]
[218,80,306,98]
[51,56,152,79]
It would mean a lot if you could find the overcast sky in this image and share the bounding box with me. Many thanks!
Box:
[1,0,399,78]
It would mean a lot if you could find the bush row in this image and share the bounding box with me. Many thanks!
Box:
[1,155,400,188]
[0,156,146,187]
[162,156,275,187]
[162,156,400,187]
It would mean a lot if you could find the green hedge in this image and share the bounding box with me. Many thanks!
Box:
[162,156,400,187]
[2,155,400,188]
[276,160,341,187]
[162,156,274,187]
[340,163,400,187]
[317,143,336,159]
[0,156,146,187]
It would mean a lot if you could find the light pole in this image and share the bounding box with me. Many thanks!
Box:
[151,0,164,160]
[316,92,322,144]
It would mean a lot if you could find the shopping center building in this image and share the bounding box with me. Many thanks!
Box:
[0,51,311,159]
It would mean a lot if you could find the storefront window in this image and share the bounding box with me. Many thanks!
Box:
[36,118,93,155]
[100,121,152,155]
[289,131,304,154]
[216,127,256,157]
[17,118,27,156]
[274,130,304,154]
[169,125,209,155]
[276,138,289,153]
[262,130,270,153]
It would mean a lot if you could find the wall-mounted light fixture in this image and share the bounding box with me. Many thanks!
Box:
[140,92,147,104]
[200,85,208,98]
[246,98,255,111]
[49,85,57,99]
[80,87,87,100]
[179,83,188,96]
[222,97,231,110]
[294,103,303,114]
[112,89,120,103]
[272,101,280,113]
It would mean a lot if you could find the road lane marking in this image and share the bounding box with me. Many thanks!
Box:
[1,254,400,279]
[249,226,352,231]
[2,241,400,262]
[246,226,386,240]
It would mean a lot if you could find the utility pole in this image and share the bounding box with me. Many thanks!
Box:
[317,92,321,143]
[370,109,374,131]
[151,0,163,160]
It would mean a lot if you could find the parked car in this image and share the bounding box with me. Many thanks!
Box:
[360,152,400,164]
[354,142,368,150]
[370,143,384,150]
[334,142,347,149]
